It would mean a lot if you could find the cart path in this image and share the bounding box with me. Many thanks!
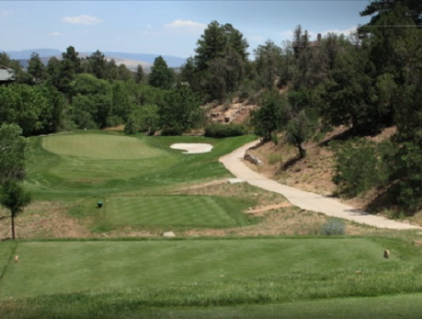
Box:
[219,140,420,230]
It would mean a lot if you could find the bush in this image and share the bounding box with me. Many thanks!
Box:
[204,123,247,138]
[320,218,345,236]
[331,139,390,197]
[161,127,183,136]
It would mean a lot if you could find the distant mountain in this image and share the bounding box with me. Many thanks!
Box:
[1,49,187,69]
[3,49,62,59]
[102,52,187,68]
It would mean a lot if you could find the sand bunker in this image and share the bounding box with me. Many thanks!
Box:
[170,143,213,154]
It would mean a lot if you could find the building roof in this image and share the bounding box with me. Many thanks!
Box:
[0,66,15,82]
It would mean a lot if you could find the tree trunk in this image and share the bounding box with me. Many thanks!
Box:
[298,144,306,159]
[11,214,15,240]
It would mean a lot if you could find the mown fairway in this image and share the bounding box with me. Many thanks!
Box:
[25,131,255,198]
[105,196,249,227]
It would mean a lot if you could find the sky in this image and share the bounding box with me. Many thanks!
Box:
[0,0,372,58]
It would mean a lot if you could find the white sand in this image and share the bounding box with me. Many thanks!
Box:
[170,143,213,154]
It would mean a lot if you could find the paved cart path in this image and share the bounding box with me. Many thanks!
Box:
[219,140,420,230]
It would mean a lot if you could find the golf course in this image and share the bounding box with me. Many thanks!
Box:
[1,130,422,319]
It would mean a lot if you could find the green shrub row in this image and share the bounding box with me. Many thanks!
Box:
[204,123,247,138]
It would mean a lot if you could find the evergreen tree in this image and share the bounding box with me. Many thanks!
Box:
[148,56,174,89]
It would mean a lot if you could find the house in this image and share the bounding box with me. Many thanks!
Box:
[0,66,15,85]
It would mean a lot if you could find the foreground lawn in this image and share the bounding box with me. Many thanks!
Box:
[0,237,420,299]
[0,237,422,318]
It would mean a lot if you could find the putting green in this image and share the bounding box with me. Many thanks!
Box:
[106,196,239,227]
[41,133,167,160]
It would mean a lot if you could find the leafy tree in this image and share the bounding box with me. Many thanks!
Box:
[135,65,144,83]
[251,90,289,142]
[0,124,30,240]
[57,46,82,94]
[254,40,283,89]
[159,86,203,132]
[0,180,31,239]
[0,124,27,185]
[86,50,107,79]
[116,64,133,82]
[286,110,311,158]
[70,74,113,128]
[27,52,47,85]
[0,84,52,136]
[320,46,379,134]
[149,56,174,89]
[360,0,422,29]
[46,56,61,88]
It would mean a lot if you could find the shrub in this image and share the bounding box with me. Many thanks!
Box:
[161,127,183,136]
[204,123,247,138]
[320,218,345,236]
[331,139,390,197]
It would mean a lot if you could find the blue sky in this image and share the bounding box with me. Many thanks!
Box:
[0,1,371,58]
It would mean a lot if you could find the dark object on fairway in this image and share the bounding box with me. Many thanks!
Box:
[384,249,390,259]
[97,201,103,208]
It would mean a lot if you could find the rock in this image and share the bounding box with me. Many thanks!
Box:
[162,231,176,238]
[244,152,263,166]
[224,116,231,123]
[384,249,390,259]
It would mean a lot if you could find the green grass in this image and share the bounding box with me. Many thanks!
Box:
[41,133,168,159]
[0,237,419,299]
[3,293,422,319]
[25,131,256,199]
[104,196,251,227]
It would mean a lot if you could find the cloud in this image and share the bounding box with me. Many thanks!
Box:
[162,19,206,34]
[62,15,103,25]
[321,26,357,37]
[49,31,62,36]
[0,10,15,18]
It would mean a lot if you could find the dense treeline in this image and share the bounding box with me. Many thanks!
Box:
[1,0,422,213]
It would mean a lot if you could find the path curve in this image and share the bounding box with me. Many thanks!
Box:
[220,140,420,230]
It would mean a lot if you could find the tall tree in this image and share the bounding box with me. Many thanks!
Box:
[86,50,107,79]
[254,40,283,89]
[27,52,47,85]
[0,124,31,240]
[148,56,174,89]
[135,64,144,83]
[0,180,31,239]
[360,0,422,29]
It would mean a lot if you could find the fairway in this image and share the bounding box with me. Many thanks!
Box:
[42,133,167,159]
[106,196,239,227]
[0,238,396,298]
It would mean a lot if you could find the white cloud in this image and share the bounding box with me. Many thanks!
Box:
[62,15,103,25]
[0,10,15,18]
[49,31,62,36]
[281,30,294,38]
[162,19,206,34]
[321,26,357,37]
